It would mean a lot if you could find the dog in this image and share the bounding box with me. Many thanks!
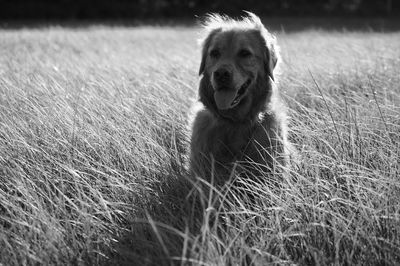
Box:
[189,13,290,182]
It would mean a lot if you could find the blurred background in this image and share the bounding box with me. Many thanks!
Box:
[1,0,399,20]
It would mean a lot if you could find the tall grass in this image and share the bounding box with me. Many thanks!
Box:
[0,25,399,265]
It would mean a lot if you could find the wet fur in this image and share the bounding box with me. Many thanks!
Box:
[189,13,290,181]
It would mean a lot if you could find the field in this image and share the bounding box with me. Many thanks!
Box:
[1,20,400,265]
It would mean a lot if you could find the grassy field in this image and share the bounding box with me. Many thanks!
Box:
[0,22,399,265]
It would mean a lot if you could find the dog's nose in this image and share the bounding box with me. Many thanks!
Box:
[214,68,231,85]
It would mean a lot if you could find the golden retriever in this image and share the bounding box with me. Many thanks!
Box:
[189,13,290,181]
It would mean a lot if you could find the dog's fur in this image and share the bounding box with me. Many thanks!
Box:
[189,13,290,181]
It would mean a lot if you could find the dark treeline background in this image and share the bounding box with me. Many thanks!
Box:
[0,0,399,20]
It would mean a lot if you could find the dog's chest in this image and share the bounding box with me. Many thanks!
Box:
[206,122,253,162]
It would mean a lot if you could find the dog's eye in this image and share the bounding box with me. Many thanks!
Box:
[209,49,220,59]
[238,49,252,58]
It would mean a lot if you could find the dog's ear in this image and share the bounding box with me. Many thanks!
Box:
[258,28,279,82]
[199,28,220,76]
[264,41,278,81]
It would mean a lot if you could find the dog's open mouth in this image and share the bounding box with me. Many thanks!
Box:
[214,79,252,110]
[230,79,251,108]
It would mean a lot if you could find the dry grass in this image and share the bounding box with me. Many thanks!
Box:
[0,24,399,265]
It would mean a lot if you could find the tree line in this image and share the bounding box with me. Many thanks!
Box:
[0,0,398,19]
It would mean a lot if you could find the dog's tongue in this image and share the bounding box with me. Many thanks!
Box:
[214,90,237,110]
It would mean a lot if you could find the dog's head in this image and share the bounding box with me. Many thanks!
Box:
[198,12,279,121]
